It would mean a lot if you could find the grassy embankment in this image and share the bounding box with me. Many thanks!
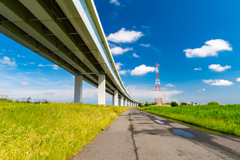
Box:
[0,100,131,159]
[139,104,240,136]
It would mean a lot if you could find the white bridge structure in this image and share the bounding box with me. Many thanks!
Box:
[0,0,139,106]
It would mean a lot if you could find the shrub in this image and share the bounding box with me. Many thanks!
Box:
[208,101,219,105]
[171,101,178,107]
[180,102,187,106]
[138,103,143,107]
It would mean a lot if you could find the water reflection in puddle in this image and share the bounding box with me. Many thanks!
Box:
[154,120,164,124]
[173,129,194,138]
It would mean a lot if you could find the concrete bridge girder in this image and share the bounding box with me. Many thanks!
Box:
[19,0,100,75]
[0,0,139,105]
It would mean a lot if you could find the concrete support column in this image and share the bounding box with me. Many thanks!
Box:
[113,89,118,106]
[74,75,83,103]
[98,75,105,105]
[112,96,114,105]
[120,97,124,106]
[124,98,127,106]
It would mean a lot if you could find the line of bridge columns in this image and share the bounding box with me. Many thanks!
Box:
[74,75,138,107]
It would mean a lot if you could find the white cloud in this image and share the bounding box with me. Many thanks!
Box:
[194,67,202,70]
[0,56,17,67]
[130,65,155,76]
[208,64,231,72]
[203,79,233,86]
[17,55,25,58]
[133,53,140,58]
[140,44,150,47]
[0,88,99,102]
[237,78,240,82]
[19,63,27,66]
[198,88,206,91]
[142,26,150,28]
[119,70,130,75]
[21,82,29,85]
[184,39,232,58]
[110,0,120,6]
[115,62,130,75]
[115,62,123,70]
[2,49,6,51]
[107,28,144,43]
[110,11,119,20]
[108,42,117,48]
[52,65,59,70]
[126,84,183,102]
[0,83,8,89]
[110,47,132,55]
[38,64,60,70]
[166,83,174,87]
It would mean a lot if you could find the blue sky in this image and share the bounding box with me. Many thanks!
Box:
[1,0,240,104]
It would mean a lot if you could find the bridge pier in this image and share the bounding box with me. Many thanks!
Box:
[113,89,118,106]
[74,75,83,103]
[98,75,105,105]
[120,97,124,106]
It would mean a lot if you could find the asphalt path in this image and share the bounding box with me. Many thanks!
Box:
[72,108,240,160]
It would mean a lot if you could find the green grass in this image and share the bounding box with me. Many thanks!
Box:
[0,101,131,159]
[139,104,240,136]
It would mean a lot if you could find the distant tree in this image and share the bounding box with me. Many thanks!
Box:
[150,102,156,105]
[180,102,187,106]
[171,101,178,107]
[138,103,143,107]
[208,101,219,105]
[145,101,149,107]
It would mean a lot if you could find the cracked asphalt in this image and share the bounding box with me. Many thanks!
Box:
[71,108,240,160]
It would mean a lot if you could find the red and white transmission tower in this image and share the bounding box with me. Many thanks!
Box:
[155,62,163,105]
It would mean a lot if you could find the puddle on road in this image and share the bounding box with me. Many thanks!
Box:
[173,129,195,138]
[154,120,164,124]
[150,114,227,136]
[140,111,228,136]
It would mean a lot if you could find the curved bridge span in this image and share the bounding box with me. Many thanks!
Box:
[0,0,138,106]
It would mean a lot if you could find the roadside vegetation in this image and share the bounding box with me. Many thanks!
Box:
[0,98,131,159]
[139,103,240,136]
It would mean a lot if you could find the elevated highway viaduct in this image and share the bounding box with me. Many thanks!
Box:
[0,0,139,106]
